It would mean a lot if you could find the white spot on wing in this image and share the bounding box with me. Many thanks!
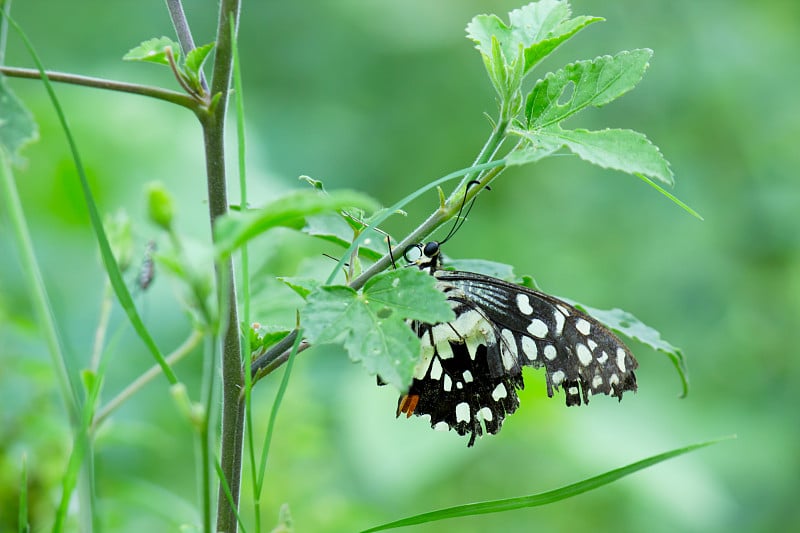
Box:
[557,304,571,317]
[592,375,603,389]
[516,293,533,315]
[544,345,557,360]
[500,329,517,370]
[437,340,453,360]
[434,421,449,431]
[527,319,549,338]
[554,309,565,336]
[552,370,565,385]
[521,336,538,361]
[429,357,443,380]
[491,383,508,401]
[463,370,473,383]
[576,343,592,366]
[478,406,493,422]
[576,318,591,336]
[597,351,608,364]
[616,347,627,372]
[587,339,598,351]
[609,374,620,386]
[443,374,452,392]
[455,402,470,423]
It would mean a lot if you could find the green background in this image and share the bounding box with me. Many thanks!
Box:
[2,1,798,531]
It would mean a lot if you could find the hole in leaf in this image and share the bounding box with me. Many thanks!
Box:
[377,307,393,319]
[557,81,575,106]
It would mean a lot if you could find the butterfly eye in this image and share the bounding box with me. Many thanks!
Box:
[403,244,423,262]
[423,241,440,258]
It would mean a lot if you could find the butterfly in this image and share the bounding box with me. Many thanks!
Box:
[396,240,638,446]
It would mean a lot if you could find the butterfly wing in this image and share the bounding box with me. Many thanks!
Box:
[399,269,638,446]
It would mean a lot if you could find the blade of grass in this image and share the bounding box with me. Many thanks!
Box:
[362,436,735,532]
[636,172,704,220]
[0,147,78,419]
[18,454,29,533]
[229,15,262,532]
[2,11,178,385]
[256,328,304,492]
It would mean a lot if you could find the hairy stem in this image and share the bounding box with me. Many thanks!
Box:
[197,0,244,531]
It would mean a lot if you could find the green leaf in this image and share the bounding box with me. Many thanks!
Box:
[123,37,181,65]
[522,127,674,185]
[526,49,653,128]
[467,1,602,75]
[302,269,454,389]
[184,42,215,79]
[362,436,733,532]
[0,74,39,162]
[214,189,379,258]
[303,213,387,262]
[278,276,321,300]
[569,301,689,398]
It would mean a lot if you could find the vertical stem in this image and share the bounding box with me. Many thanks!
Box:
[202,1,243,532]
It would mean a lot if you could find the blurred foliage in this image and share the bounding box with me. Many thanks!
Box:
[2,0,799,532]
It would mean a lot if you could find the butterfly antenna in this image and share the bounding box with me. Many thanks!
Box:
[440,180,488,245]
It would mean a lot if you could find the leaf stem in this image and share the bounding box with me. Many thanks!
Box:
[0,66,198,110]
[164,0,208,92]
[90,330,203,433]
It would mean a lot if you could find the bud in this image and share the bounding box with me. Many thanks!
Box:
[146,181,174,231]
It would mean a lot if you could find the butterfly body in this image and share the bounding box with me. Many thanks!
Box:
[398,242,638,446]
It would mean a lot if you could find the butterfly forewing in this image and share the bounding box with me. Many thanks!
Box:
[397,247,638,447]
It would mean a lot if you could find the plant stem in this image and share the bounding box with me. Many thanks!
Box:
[0,66,197,109]
[164,0,208,91]
[198,0,243,531]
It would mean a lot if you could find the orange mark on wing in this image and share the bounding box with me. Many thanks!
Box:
[396,394,420,418]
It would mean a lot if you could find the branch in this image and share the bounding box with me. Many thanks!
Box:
[0,66,198,110]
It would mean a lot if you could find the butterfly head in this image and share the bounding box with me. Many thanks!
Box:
[404,241,442,273]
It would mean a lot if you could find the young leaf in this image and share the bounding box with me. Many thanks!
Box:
[522,127,673,186]
[525,49,653,128]
[214,189,379,258]
[0,74,39,162]
[567,299,689,397]
[184,42,215,79]
[278,276,321,300]
[517,49,675,186]
[301,269,454,389]
[467,0,603,76]
[303,213,386,262]
[123,37,181,65]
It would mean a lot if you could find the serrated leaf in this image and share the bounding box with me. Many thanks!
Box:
[568,300,689,397]
[214,189,380,258]
[302,269,454,389]
[505,143,561,166]
[526,49,652,128]
[303,214,386,262]
[0,74,39,162]
[184,42,215,78]
[522,127,673,185]
[466,1,602,76]
[278,276,321,300]
[123,37,181,65]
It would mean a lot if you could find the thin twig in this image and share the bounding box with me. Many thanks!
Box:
[90,329,204,433]
[0,66,197,110]
[165,0,208,91]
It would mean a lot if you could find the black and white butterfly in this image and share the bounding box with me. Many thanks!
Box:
[396,241,638,446]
